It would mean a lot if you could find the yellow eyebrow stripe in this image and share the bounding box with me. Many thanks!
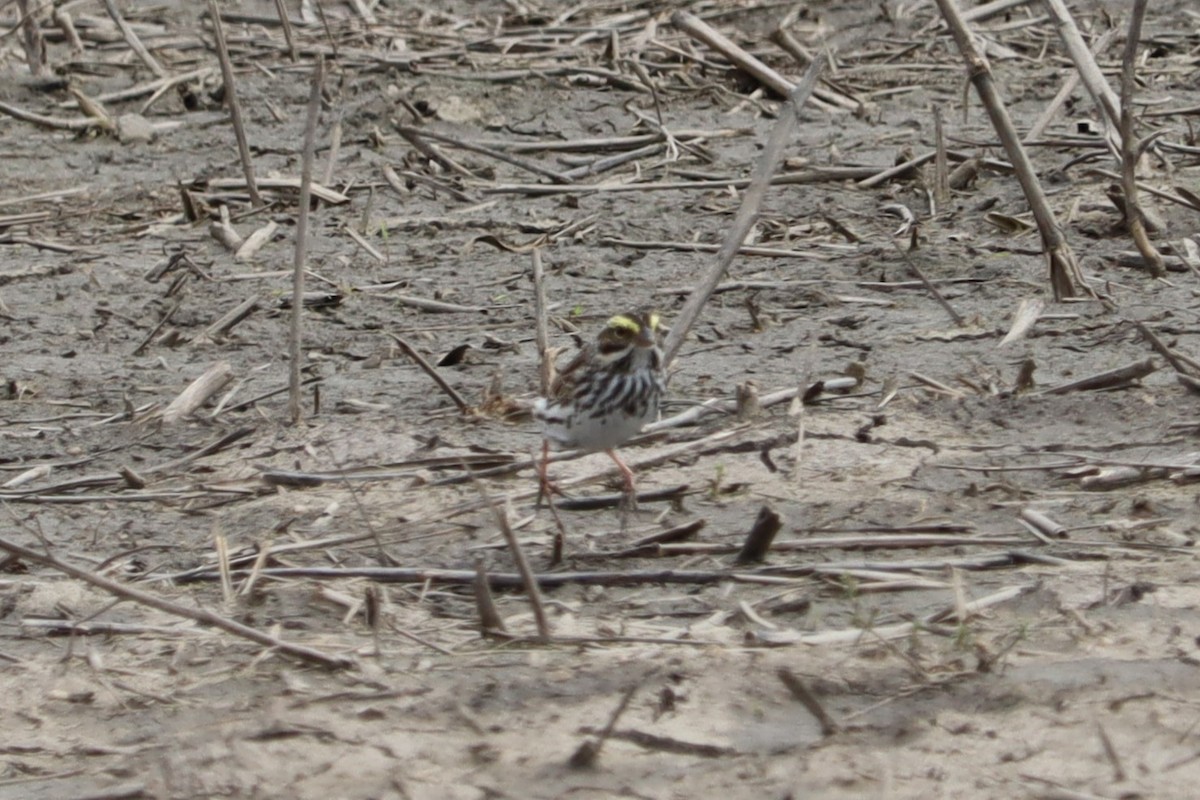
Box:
[607,314,640,333]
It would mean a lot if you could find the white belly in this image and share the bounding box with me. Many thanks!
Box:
[535,390,660,452]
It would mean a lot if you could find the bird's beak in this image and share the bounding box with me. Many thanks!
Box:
[636,319,657,347]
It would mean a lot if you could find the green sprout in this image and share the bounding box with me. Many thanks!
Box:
[707,464,726,499]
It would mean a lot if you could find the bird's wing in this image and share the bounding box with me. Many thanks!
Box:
[547,342,593,402]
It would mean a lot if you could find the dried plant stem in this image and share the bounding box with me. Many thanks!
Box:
[0,98,96,131]
[52,7,83,54]
[933,105,950,208]
[206,0,262,207]
[102,0,165,77]
[1038,357,1157,395]
[395,125,571,184]
[532,249,551,397]
[736,504,783,564]
[1117,0,1164,277]
[16,0,46,76]
[770,27,858,112]
[321,113,343,189]
[161,361,233,423]
[1132,319,1200,378]
[1097,723,1127,782]
[661,60,822,364]
[272,0,298,62]
[385,333,469,413]
[393,125,476,179]
[569,683,640,768]
[889,240,965,327]
[290,55,325,424]
[778,668,840,736]
[472,560,506,635]
[0,534,352,670]
[673,10,793,99]
[934,0,1092,301]
[1025,28,1117,143]
[1042,0,1121,148]
[473,480,550,641]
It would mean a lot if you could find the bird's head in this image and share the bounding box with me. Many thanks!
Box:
[596,310,663,356]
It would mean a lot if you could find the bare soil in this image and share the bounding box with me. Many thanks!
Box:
[2,1,1200,798]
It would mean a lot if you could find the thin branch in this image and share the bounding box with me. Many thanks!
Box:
[385,333,469,413]
[532,249,552,397]
[935,0,1094,301]
[778,668,840,736]
[1117,0,1164,277]
[661,60,823,365]
[16,0,46,76]
[1025,28,1117,143]
[0,534,352,670]
[472,479,550,641]
[290,55,325,424]
[394,124,572,184]
[1042,0,1121,147]
[673,10,794,99]
[102,0,165,77]
[206,0,262,206]
[272,0,298,62]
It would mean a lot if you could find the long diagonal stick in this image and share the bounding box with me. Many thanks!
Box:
[934,0,1094,302]
[0,533,352,670]
[661,60,822,365]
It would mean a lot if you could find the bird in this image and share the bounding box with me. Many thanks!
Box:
[533,310,666,503]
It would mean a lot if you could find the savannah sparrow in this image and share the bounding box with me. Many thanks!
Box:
[533,310,666,499]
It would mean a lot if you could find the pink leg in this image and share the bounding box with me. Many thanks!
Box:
[605,448,636,496]
[537,439,562,504]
